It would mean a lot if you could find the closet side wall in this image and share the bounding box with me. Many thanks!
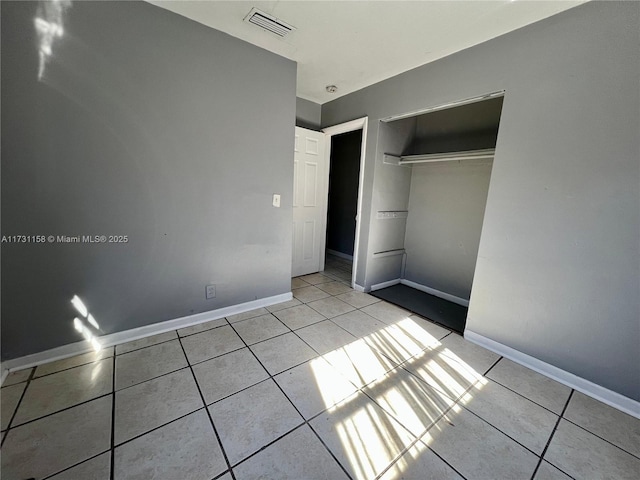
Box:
[367,118,415,286]
[404,160,493,300]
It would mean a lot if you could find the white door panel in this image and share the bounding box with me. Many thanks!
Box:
[303,162,318,206]
[292,127,326,277]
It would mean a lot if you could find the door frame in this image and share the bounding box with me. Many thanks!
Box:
[321,117,368,289]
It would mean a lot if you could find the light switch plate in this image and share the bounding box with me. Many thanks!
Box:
[205,285,216,299]
[272,194,281,207]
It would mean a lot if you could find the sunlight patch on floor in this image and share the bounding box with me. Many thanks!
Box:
[311,315,485,479]
[334,397,415,480]
[322,338,396,388]
[309,357,358,412]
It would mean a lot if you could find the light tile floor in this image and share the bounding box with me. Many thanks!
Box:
[2,269,639,479]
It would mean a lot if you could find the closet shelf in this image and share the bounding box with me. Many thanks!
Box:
[396,148,495,165]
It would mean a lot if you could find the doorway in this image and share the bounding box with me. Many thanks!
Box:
[324,129,362,282]
[322,117,368,289]
[291,118,367,286]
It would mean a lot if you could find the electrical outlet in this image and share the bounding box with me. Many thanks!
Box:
[205,284,216,299]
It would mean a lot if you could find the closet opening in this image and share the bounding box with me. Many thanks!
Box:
[324,129,363,281]
[370,93,504,333]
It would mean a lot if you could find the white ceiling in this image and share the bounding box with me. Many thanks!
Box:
[149,1,585,104]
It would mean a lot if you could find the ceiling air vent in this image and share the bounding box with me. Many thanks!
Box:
[244,8,295,37]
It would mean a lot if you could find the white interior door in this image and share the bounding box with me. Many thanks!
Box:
[292,127,327,277]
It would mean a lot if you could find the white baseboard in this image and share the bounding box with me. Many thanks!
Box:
[464,330,640,419]
[1,292,293,377]
[353,283,366,293]
[400,279,469,307]
[370,278,401,291]
[326,249,353,261]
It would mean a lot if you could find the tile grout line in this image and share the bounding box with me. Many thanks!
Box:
[110,350,117,480]
[482,355,503,377]
[115,335,179,355]
[301,423,354,480]
[373,434,468,480]
[561,416,640,460]
[529,389,576,480]
[113,406,208,449]
[211,470,232,480]
[486,375,572,417]
[226,324,293,348]
[28,349,115,380]
[275,315,329,333]
[224,319,355,480]
[176,333,238,480]
[3,366,113,478]
[114,364,192,392]
[323,316,360,342]
[40,449,112,480]
[1,358,116,430]
[3,391,115,431]
[455,396,550,460]
[229,423,331,473]
[177,317,230,337]
[305,301,356,321]
[1,366,36,447]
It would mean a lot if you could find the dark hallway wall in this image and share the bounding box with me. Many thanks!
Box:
[326,130,362,257]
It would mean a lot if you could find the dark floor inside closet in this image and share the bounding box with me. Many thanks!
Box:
[370,284,467,334]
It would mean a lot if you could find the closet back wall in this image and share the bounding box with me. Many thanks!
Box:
[404,160,493,300]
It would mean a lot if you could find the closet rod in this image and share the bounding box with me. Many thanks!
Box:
[398,148,495,165]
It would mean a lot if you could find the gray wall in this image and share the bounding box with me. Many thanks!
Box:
[404,160,493,300]
[296,97,321,130]
[322,2,640,400]
[1,1,296,360]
